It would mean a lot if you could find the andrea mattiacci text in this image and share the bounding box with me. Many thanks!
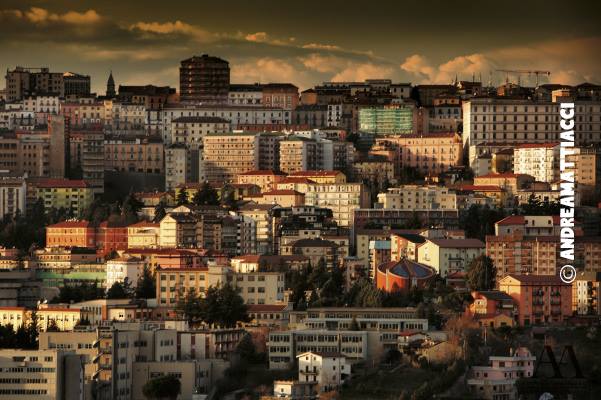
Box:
[559,102,576,284]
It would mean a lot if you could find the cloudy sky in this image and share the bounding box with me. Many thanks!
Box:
[1,0,600,94]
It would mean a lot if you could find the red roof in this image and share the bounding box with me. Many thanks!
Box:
[278,177,313,184]
[476,173,520,179]
[504,274,568,285]
[47,220,91,229]
[248,304,288,313]
[232,255,262,262]
[496,215,561,225]
[34,179,87,189]
[289,170,341,177]
[128,221,160,228]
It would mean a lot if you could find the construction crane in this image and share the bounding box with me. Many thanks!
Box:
[496,69,551,86]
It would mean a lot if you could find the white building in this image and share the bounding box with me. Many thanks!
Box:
[228,84,263,106]
[327,104,343,127]
[106,256,145,288]
[170,116,229,145]
[0,175,27,218]
[467,347,536,400]
[165,145,189,191]
[297,351,351,393]
[513,143,559,183]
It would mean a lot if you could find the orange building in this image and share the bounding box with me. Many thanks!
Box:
[287,170,346,184]
[252,189,305,207]
[237,170,287,192]
[262,83,299,111]
[376,259,435,293]
[467,291,516,328]
[498,274,572,326]
[96,221,129,256]
[46,220,96,248]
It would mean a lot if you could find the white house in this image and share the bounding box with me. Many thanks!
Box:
[106,256,145,288]
[297,351,351,393]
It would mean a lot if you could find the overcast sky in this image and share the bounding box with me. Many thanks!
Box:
[1,0,600,94]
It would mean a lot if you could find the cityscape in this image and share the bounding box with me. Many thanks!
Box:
[1,1,601,400]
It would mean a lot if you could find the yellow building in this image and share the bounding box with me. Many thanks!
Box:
[127,221,160,248]
[37,305,82,331]
[0,306,27,330]
[31,178,94,216]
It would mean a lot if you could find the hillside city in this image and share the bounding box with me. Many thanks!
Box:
[0,55,600,400]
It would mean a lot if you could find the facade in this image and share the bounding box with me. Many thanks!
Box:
[5,66,64,101]
[467,347,536,400]
[104,136,164,174]
[417,238,485,277]
[358,104,414,134]
[377,185,457,210]
[170,116,229,145]
[106,256,145,288]
[202,133,260,183]
[32,179,94,217]
[297,351,350,393]
[513,143,560,183]
[0,349,84,400]
[498,274,572,326]
[373,133,463,176]
[467,291,517,328]
[46,220,96,248]
[0,174,26,218]
[237,170,286,192]
[180,54,230,104]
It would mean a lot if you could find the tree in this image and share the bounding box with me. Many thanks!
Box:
[193,182,219,206]
[176,188,189,206]
[135,266,156,299]
[220,184,237,209]
[153,201,167,223]
[46,319,60,332]
[235,333,259,364]
[142,375,181,400]
[211,284,249,327]
[106,279,133,299]
[176,287,204,325]
[466,255,497,291]
[105,249,120,260]
[122,191,143,224]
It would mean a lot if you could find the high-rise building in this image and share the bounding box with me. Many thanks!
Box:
[63,72,91,98]
[5,66,90,101]
[180,55,230,104]
[359,104,414,134]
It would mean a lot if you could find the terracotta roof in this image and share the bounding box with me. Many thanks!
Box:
[496,215,560,225]
[0,306,26,311]
[34,179,87,189]
[172,116,229,123]
[248,304,288,313]
[47,220,91,228]
[128,221,160,228]
[515,143,560,149]
[232,255,262,263]
[476,173,521,179]
[379,259,436,279]
[474,291,514,302]
[289,170,341,177]
[427,238,484,248]
[457,185,504,192]
[278,177,314,184]
[504,274,568,285]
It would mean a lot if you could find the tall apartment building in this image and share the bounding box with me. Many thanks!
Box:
[358,104,414,134]
[513,143,560,182]
[5,67,62,101]
[180,55,230,104]
[63,72,92,98]
[165,145,189,191]
[0,349,85,399]
[373,133,463,177]
[279,136,354,174]
[202,133,260,183]
[302,182,369,227]
[462,98,601,168]
[73,128,104,194]
[377,185,458,210]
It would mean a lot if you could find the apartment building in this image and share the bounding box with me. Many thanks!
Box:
[513,143,559,183]
[30,178,94,217]
[164,145,188,190]
[377,185,457,210]
[5,66,65,101]
[462,98,601,168]
[179,54,230,104]
[106,256,145,288]
[373,133,462,177]
[467,347,536,400]
[297,351,351,393]
[498,274,572,326]
[302,182,369,228]
[202,132,260,183]
[45,220,96,248]
[417,238,485,277]
[0,174,26,218]
[104,136,164,174]
[358,104,414,135]
[0,349,84,399]
[127,221,160,249]
[170,116,229,145]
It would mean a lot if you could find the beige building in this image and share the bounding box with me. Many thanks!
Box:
[234,270,285,305]
[377,185,457,210]
[159,213,198,248]
[513,143,559,183]
[127,221,160,248]
[202,133,260,183]
[0,174,26,218]
[171,116,229,145]
[104,136,164,174]
[0,349,84,400]
[302,183,369,227]
[417,238,485,277]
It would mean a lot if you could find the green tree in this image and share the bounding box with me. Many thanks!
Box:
[26,311,39,349]
[135,266,156,299]
[106,278,133,299]
[176,288,203,325]
[235,333,258,364]
[46,319,60,332]
[122,191,143,224]
[192,182,219,206]
[176,188,189,206]
[466,255,497,291]
[142,375,181,400]
[211,284,249,327]
[220,184,237,209]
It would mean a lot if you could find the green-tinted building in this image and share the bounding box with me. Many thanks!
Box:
[358,105,413,135]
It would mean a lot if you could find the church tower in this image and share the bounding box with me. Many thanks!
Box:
[106,71,116,98]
